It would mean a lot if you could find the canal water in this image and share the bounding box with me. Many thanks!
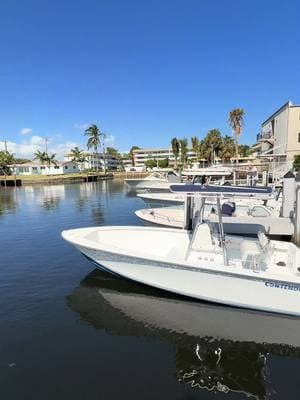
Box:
[0,180,300,400]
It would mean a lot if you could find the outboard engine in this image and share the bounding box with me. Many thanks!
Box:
[221,201,236,216]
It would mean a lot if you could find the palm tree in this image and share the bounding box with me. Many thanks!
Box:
[191,136,199,161]
[179,138,188,166]
[0,151,15,176]
[85,124,102,171]
[34,150,47,164]
[70,147,86,163]
[171,137,180,168]
[229,108,245,165]
[202,129,223,164]
[129,146,140,166]
[45,153,57,168]
[220,135,235,163]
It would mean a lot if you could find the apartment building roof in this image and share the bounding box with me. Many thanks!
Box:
[262,101,300,126]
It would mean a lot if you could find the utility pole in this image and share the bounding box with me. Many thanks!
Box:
[44,137,49,154]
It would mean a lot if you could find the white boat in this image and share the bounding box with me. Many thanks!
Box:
[62,210,300,316]
[182,166,234,188]
[135,204,293,236]
[137,191,277,208]
[125,170,180,191]
[137,191,185,206]
[135,185,287,235]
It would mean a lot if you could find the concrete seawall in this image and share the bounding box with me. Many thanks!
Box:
[0,173,113,187]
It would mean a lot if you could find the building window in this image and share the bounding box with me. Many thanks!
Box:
[65,166,68,169]
[54,166,60,169]
[298,133,300,143]
[40,166,45,169]
[73,166,76,169]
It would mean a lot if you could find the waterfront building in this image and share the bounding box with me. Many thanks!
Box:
[131,147,255,168]
[132,147,197,168]
[121,156,134,170]
[10,161,80,175]
[64,152,121,171]
[253,101,300,162]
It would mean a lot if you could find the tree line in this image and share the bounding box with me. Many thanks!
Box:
[0,110,248,174]
[171,108,247,167]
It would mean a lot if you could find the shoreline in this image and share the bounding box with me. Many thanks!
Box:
[0,171,149,187]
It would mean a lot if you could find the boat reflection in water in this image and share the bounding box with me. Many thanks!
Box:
[67,269,300,399]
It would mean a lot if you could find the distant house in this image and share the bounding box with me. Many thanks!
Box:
[10,161,80,175]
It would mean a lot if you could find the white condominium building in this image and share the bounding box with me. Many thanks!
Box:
[64,152,121,170]
[132,147,196,167]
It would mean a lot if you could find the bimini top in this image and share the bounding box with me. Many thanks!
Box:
[169,184,273,199]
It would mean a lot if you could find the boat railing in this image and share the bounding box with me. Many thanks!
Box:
[146,210,182,225]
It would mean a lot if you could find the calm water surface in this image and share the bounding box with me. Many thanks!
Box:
[1,180,300,400]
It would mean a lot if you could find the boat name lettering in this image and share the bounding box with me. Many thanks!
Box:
[265,281,300,291]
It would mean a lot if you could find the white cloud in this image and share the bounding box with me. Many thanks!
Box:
[30,135,46,146]
[0,136,82,160]
[20,128,32,135]
[50,141,81,159]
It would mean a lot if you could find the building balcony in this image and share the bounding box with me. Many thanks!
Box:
[257,131,274,142]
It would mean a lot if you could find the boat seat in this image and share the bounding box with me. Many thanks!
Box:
[240,241,261,258]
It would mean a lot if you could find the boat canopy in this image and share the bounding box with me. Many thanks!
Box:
[169,184,273,199]
[182,167,233,176]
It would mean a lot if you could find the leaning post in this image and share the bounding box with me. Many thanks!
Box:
[294,185,300,246]
[282,170,295,218]
[183,195,193,231]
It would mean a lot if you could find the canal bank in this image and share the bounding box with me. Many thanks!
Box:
[0,172,113,187]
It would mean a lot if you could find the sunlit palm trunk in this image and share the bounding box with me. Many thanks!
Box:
[235,132,239,166]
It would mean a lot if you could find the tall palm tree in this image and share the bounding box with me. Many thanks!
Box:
[85,124,102,171]
[229,108,245,165]
[85,124,102,152]
[179,138,188,166]
[171,137,180,168]
[34,150,47,165]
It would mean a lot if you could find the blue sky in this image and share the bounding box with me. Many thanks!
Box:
[0,0,299,158]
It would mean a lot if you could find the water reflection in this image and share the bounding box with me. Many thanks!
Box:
[67,269,300,399]
[0,189,17,216]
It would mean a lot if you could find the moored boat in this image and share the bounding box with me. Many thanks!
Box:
[62,221,300,316]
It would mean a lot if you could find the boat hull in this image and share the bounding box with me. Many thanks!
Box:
[125,179,171,191]
[74,244,300,316]
[135,209,293,236]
